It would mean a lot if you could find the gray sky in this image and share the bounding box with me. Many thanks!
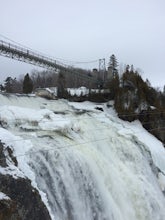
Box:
[0,0,165,88]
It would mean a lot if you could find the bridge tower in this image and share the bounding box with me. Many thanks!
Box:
[98,58,106,87]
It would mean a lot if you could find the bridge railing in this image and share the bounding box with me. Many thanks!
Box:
[0,40,72,70]
[0,40,99,85]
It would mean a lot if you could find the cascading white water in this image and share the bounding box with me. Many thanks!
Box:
[0,93,165,220]
[28,126,165,220]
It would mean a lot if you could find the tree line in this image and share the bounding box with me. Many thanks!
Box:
[0,67,95,94]
[106,55,165,145]
[0,70,58,94]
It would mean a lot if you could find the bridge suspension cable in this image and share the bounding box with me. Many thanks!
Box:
[0,37,99,84]
[0,34,99,67]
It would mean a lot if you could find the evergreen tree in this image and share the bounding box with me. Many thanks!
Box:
[23,73,33,94]
[109,73,119,99]
[57,71,66,98]
[108,54,118,77]
[4,77,14,93]
[0,84,5,91]
[130,65,134,73]
[125,65,130,73]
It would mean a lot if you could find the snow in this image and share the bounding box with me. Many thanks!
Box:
[150,105,156,110]
[67,87,110,96]
[46,87,57,94]
[67,86,89,96]
[158,172,165,191]
[0,192,10,200]
[116,119,165,175]
[0,93,165,220]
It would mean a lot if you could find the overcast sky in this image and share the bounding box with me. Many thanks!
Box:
[0,0,165,88]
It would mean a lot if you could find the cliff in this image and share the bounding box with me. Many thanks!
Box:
[0,142,51,220]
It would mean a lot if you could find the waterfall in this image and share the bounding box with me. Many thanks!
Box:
[28,120,165,220]
[0,93,165,220]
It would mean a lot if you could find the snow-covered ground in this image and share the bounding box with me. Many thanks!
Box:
[0,93,165,220]
[67,87,110,96]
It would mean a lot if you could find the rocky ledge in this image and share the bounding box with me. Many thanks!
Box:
[0,141,51,220]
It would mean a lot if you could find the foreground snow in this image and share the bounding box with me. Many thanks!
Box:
[0,93,165,220]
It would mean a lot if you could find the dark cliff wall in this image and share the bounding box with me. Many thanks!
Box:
[0,142,51,220]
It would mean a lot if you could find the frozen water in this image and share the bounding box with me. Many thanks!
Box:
[0,93,165,220]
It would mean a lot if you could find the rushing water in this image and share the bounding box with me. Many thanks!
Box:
[0,93,165,220]
[28,115,165,220]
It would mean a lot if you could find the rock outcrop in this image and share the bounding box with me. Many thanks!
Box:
[0,142,51,220]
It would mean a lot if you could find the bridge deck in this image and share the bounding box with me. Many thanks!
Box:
[0,40,98,83]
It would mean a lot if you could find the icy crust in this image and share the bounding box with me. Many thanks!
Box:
[0,93,71,112]
[0,105,72,132]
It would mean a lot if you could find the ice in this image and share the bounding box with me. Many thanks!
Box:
[0,93,165,220]
[158,172,165,191]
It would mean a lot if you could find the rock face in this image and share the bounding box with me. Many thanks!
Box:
[0,142,51,220]
[0,174,51,220]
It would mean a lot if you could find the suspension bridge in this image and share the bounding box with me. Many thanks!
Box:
[0,39,105,86]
